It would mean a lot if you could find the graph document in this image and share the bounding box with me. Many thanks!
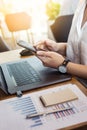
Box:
[0,84,87,130]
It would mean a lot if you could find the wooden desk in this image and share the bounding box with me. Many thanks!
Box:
[0,49,87,130]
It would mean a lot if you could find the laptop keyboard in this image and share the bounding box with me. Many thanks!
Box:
[7,61,41,86]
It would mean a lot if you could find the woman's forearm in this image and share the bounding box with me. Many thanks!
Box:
[67,62,87,79]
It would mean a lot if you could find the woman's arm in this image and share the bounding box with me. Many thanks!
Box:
[67,62,87,79]
[36,50,87,79]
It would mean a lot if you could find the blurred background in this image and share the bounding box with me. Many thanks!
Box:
[0,0,63,50]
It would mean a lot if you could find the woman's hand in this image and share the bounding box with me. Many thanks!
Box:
[36,51,65,68]
[34,39,59,52]
[34,39,67,56]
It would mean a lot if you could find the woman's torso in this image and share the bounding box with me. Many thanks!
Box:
[67,0,87,65]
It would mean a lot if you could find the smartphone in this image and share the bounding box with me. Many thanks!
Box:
[17,40,36,54]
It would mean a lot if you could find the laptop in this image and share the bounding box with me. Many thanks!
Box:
[0,56,71,95]
[76,77,87,89]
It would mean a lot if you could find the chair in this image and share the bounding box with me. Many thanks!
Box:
[50,14,74,42]
[5,12,32,48]
[0,36,10,52]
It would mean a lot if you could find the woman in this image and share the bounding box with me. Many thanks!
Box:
[34,0,87,79]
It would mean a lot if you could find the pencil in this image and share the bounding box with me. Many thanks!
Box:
[26,107,72,119]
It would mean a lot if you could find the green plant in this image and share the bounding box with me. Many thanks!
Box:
[46,1,60,20]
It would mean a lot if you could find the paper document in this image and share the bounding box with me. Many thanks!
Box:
[0,84,87,130]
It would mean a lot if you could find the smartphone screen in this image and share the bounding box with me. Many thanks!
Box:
[17,40,36,53]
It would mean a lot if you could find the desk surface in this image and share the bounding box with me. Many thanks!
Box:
[0,49,87,130]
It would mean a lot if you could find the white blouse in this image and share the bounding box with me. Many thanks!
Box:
[67,0,87,65]
[59,0,79,16]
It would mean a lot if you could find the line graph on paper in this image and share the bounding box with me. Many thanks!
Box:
[0,84,87,130]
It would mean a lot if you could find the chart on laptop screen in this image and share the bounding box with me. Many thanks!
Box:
[0,84,87,130]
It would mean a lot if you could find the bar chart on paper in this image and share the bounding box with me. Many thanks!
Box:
[0,84,87,130]
[8,96,43,128]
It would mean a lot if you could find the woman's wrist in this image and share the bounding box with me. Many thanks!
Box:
[56,43,67,55]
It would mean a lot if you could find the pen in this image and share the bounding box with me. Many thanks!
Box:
[26,107,72,119]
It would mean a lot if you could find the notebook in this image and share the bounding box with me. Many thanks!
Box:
[40,88,78,107]
[0,56,71,95]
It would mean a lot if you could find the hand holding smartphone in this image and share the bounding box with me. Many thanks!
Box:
[17,40,48,54]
